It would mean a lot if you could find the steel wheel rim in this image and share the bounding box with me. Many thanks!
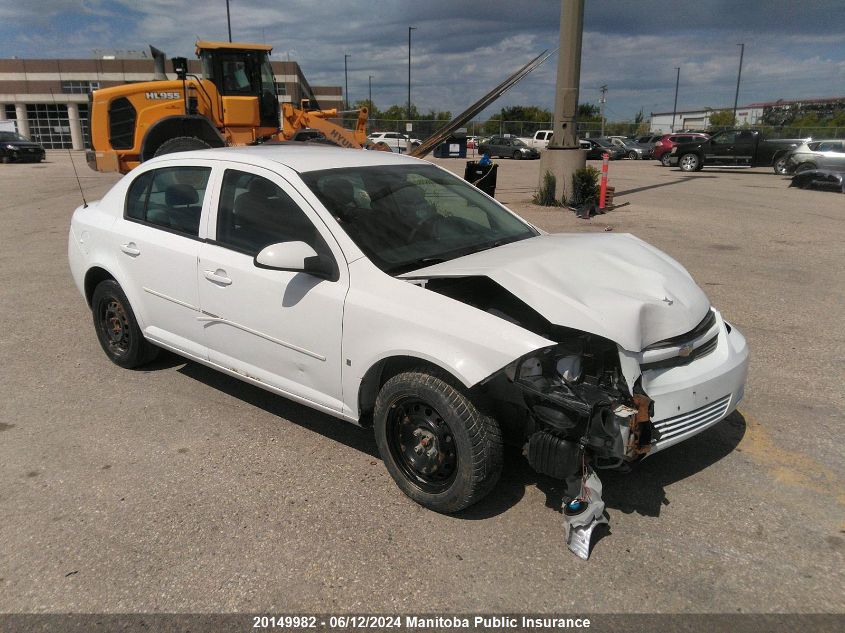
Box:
[775,158,787,174]
[681,155,697,170]
[386,397,458,494]
[99,297,131,355]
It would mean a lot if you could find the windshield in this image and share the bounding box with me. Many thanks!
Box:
[0,132,29,142]
[512,139,528,147]
[301,164,538,275]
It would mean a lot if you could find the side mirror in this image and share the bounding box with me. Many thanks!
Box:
[254,241,336,280]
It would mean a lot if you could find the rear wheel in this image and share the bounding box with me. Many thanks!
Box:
[660,153,672,167]
[628,150,639,160]
[679,153,701,172]
[92,280,159,368]
[772,155,789,175]
[513,151,522,160]
[374,370,503,513]
[153,136,211,158]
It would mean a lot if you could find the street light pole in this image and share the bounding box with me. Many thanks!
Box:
[408,26,416,120]
[344,54,350,110]
[599,84,607,137]
[368,75,372,108]
[733,43,744,124]
[225,0,232,42]
[671,67,680,132]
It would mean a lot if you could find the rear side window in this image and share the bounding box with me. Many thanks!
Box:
[125,166,211,236]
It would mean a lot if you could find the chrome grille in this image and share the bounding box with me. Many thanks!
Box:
[641,333,718,371]
[653,394,731,446]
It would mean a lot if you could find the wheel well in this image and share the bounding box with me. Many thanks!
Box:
[140,116,225,161]
[357,356,466,425]
[84,267,115,308]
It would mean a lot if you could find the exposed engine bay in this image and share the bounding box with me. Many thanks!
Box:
[420,276,656,504]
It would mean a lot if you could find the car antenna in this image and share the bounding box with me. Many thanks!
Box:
[50,88,88,208]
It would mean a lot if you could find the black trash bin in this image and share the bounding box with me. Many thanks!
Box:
[464,161,498,197]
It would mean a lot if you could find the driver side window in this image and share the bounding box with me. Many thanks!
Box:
[215,170,329,257]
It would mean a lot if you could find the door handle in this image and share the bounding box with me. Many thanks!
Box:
[203,269,232,286]
[120,242,141,257]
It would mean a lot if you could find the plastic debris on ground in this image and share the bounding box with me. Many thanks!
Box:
[563,469,608,560]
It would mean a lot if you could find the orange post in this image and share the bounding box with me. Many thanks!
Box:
[599,152,609,209]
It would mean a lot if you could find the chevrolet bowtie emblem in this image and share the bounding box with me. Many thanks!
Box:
[662,296,674,305]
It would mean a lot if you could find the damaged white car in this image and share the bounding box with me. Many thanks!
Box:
[69,145,748,522]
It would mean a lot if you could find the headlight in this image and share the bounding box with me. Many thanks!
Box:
[4,144,16,150]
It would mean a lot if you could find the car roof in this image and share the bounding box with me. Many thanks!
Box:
[140,144,423,174]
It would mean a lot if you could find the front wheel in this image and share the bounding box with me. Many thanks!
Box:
[92,280,159,368]
[513,151,522,160]
[374,370,503,513]
[679,153,701,172]
[628,150,639,160]
[772,156,789,175]
[660,153,672,167]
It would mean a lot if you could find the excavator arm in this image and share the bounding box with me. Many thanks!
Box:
[279,103,369,149]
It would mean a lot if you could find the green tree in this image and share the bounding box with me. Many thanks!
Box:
[577,103,601,121]
[708,109,736,127]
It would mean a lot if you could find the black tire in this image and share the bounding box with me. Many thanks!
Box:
[795,162,816,173]
[374,369,503,513]
[660,153,672,167]
[628,150,638,160]
[679,152,701,172]
[91,280,159,369]
[772,155,789,175]
[513,151,521,160]
[153,136,211,158]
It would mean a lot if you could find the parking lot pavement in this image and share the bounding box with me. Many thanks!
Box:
[1,152,843,614]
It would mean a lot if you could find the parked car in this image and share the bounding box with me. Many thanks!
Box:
[619,139,654,159]
[521,130,554,149]
[668,129,807,172]
[0,131,45,163]
[652,133,709,166]
[478,135,540,159]
[466,136,479,149]
[366,132,422,153]
[782,139,845,174]
[68,145,747,515]
[580,138,626,160]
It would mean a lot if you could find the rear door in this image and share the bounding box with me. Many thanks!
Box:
[197,164,348,410]
[816,141,845,169]
[112,161,214,358]
[703,131,739,163]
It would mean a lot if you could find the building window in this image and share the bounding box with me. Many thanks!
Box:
[4,105,15,120]
[61,80,100,94]
[26,103,72,149]
[274,81,287,96]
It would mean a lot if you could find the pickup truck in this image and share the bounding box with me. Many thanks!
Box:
[669,129,807,173]
[519,130,554,149]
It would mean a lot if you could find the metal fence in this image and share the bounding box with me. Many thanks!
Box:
[361,118,845,142]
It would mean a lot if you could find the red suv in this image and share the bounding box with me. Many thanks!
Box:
[653,133,709,166]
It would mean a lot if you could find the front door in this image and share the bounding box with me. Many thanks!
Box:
[198,166,347,410]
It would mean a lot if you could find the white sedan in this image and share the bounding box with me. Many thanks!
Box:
[69,145,748,514]
[366,132,421,153]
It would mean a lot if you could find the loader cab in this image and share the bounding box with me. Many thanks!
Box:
[196,41,279,129]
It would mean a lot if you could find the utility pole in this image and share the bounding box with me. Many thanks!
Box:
[408,27,416,120]
[225,0,232,42]
[671,67,680,132]
[368,75,372,109]
[344,54,350,110]
[539,0,586,198]
[733,43,745,124]
[599,84,607,136]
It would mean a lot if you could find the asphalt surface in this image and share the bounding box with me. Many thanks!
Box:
[0,151,843,614]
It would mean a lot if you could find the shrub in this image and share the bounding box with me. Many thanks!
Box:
[570,166,600,206]
[533,170,561,206]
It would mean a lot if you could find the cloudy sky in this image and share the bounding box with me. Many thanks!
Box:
[2,0,844,120]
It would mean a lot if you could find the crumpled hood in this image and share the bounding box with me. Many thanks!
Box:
[400,233,711,352]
